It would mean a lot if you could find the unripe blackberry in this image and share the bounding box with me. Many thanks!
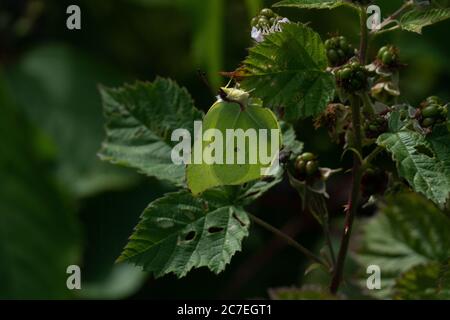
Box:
[335,61,368,92]
[426,96,442,105]
[260,8,275,18]
[325,35,355,67]
[251,8,283,30]
[422,117,436,128]
[421,105,440,118]
[294,152,319,180]
[418,96,448,129]
[300,152,315,162]
[376,45,400,68]
[258,16,269,27]
[295,158,306,174]
[305,161,319,176]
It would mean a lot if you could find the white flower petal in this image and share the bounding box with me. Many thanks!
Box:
[251,27,264,42]
[278,18,290,24]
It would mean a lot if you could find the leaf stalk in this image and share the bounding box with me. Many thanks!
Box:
[249,213,329,269]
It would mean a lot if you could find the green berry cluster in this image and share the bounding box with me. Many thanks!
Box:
[294,152,320,180]
[418,96,448,128]
[251,8,281,29]
[325,36,354,67]
[377,45,400,68]
[335,62,368,92]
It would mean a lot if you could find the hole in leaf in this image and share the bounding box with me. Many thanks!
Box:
[415,144,434,158]
[208,226,224,234]
[155,218,175,229]
[184,231,196,241]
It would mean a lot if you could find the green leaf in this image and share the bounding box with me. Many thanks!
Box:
[356,192,450,298]
[186,94,281,195]
[274,0,353,10]
[235,170,284,206]
[386,107,412,133]
[117,191,250,278]
[5,44,136,197]
[399,7,450,34]
[394,261,450,300]
[377,127,450,207]
[99,78,203,186]
[280,121,304,155]
[240,23,335,122]
[0,75,81,298]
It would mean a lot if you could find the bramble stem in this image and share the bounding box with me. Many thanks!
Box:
[330,96,363,294]
[329,6,369,294]
[249,213,329,268]
[359,8,369,65]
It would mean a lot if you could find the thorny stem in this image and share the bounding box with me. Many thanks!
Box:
[249,213,329,269]
[330,96,364,294]
[359,8,369,65]
[329,7,369,294]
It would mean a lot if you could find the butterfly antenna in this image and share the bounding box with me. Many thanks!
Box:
[197,69,215,95]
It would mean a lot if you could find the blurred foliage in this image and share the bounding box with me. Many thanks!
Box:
[268,285,338,300]
[356,192,450,299]
[0,73,80,298]
[5,44,137,197]
[0,0,449,299]
[393,260,450,300]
